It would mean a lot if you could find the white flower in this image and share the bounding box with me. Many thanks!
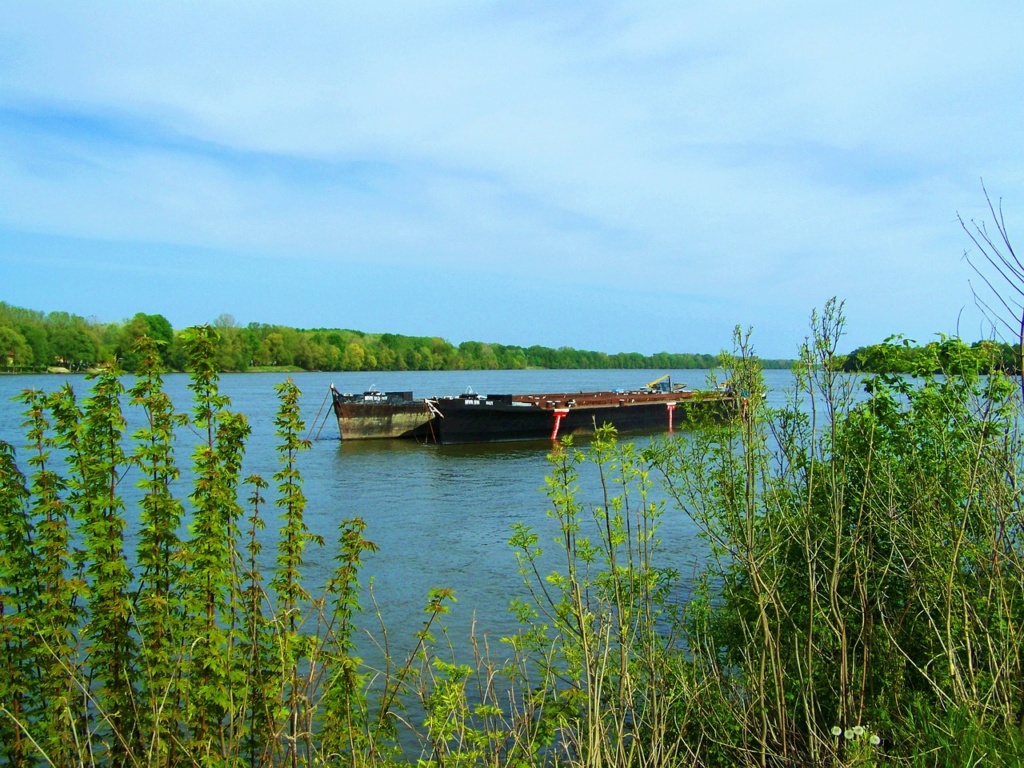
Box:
[853,725,866,737]
[831,726,842,737]
[869,734,881,746]
[844,729,855,740]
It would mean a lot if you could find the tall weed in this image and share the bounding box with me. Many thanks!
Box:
[651,299,1024,765]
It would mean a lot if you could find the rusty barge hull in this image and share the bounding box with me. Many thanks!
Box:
[331,387,432,440]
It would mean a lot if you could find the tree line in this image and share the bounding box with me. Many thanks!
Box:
[0,301,793,373]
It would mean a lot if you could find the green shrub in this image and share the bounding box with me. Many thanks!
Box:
[649,299,1024,766]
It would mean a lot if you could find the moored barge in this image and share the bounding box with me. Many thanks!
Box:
[424,387,739,444]
[331,378,740,444]
[330,387,433,440]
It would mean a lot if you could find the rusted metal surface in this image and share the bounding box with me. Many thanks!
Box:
[331,387,431,440]
[508,389,698,410]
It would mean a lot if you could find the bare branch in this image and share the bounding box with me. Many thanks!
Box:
[959,181,1024,399]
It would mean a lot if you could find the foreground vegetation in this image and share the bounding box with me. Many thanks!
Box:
[1,298,1023,766]
[842,336,1021,374]
[0,302,793,374]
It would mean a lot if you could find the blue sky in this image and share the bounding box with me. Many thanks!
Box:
[2,2,1023,358]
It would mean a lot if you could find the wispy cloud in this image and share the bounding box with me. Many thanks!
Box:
[1,1,1022,355]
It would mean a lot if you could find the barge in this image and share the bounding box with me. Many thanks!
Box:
[330,387,433,440]
[425,387,739,444]
[330,377,740,444]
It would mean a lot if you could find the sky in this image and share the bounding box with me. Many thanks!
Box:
[2,2,1023,359]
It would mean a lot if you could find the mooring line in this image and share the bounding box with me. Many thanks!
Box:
[306,386,332,441]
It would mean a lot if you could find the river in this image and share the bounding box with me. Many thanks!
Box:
[0,367,797,660]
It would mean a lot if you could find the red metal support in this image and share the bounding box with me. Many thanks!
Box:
[667,402,676,433]
[551,408,570,440]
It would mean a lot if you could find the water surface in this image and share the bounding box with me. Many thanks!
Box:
[0,368,797,654]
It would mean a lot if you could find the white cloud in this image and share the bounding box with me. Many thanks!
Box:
[1,1,1022,355]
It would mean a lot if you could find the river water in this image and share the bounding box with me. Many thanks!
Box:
[0,368,797,659]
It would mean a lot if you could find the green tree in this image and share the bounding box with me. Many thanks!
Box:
[47,312,101,369]
[113,312,175,368]
[0,325,33,368]
[19,322,54,369]
[212,314,247,371]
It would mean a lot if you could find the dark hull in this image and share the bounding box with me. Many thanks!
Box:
[429,393,739,444]
[330,382,740,444]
